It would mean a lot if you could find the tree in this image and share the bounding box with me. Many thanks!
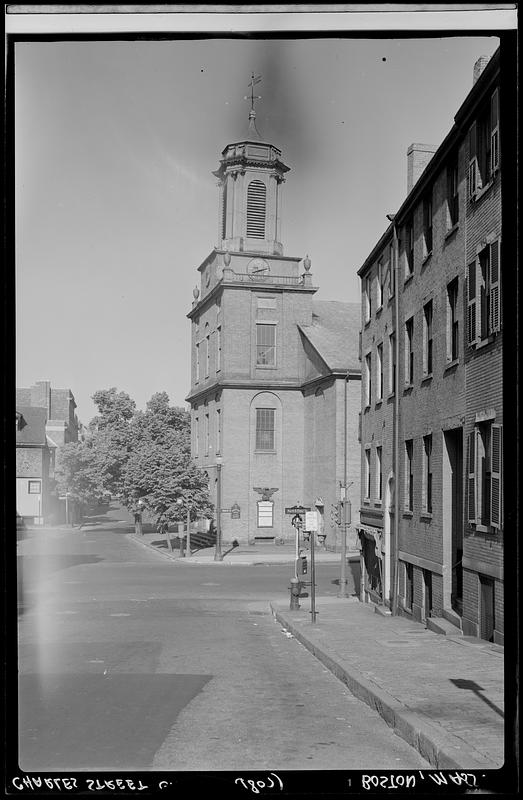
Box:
[120,393,211,524]
[53,387,210,526]
[121,427,212,523]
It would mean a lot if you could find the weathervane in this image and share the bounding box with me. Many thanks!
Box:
[244,72,262,114]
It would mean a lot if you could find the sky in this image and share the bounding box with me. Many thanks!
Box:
[15,29,500,424]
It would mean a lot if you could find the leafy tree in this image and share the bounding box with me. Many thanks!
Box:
[120,393,210,523]
[53,387,211,526]
[54,439,106,509]
[121,427,212,524]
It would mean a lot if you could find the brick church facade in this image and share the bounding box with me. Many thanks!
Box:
[186,106,361,546]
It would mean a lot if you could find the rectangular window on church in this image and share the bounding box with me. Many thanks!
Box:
[256,408,275,450]
[256,323,276,366]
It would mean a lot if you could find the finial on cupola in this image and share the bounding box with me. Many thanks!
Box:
[303,254,311,272]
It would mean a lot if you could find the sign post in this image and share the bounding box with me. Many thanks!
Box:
[310,527,317,623]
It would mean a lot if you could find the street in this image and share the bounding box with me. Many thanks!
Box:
[16,525,429,771]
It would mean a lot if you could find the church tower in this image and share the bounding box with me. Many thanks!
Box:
[186,76,318,546]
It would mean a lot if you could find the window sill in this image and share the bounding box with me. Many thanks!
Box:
[471,177,496,204]
[364,318,371,328]
[422,251,433,267]
[374,500,383,507]
[387,392,395,400]
[403,272,414,287]
[444,358,459,372]
[474,335,498,352]
[403,510,414,518]
[420,512,433,521]
[421,373,433,384]
[376,304,383,317]
[388,294,395,305]
[403,384,413,394]
[254,449,277,455]
[375,398,383,407]
[445,222,459,241]
[256,364,277,370]
[474,524,491,534]
[364,404,371,412]
[363,498,371,505]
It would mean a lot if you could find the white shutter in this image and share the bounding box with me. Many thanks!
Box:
[467,430,477,524]
[489,240,500,334]
[467,122,478,198]
[490,89,500,173]
[467,261,478,346]
[490,424,502,529]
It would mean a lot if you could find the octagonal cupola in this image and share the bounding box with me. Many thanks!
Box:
[212,74,290,256]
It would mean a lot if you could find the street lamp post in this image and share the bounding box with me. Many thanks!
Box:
[214,456,223,561]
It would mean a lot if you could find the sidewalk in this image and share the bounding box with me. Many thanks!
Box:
[270,596,504,771]
[129,530,359,565]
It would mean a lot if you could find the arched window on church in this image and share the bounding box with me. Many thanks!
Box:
[246,180,266,239]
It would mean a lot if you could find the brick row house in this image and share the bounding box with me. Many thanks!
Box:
[186,103,361,546]
[16,380,79,525]
[357,51,503,643]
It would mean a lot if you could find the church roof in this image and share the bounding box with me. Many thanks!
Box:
[299,301,361,372]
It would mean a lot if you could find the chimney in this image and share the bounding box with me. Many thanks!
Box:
[31,380,52,416]
[407,143,438,194]
[473,55,490,85]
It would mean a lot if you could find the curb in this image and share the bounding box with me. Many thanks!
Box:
[270,603,499,771]
[127,533,354,566]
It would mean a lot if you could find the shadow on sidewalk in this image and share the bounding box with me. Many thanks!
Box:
[450,678,504,718]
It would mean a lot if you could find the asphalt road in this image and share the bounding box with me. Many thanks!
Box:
[16,527,429,771]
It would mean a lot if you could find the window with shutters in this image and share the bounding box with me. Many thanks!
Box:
[246,180,266,238]
[447,158,459,228]
[423,192,433,256]
[376,446,383,502]
[364,353,372,407]
[256,323,276,366]
[376,343,383,402]
[364,447,371,501]
[377,258,384,309]
[389,332,396,395]
[446,278,459,362]
[364,275,372,322]
[404,221,414,278]
[389,243,395,298]
[467,422,503,531]
[404,317,414,386]
[423,300,433,377]
[404,439,414,511]
[256,408,275,451]
[467,240,501,346]
[468,88,500,199]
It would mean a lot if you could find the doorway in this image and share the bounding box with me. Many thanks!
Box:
[443,428,463,616]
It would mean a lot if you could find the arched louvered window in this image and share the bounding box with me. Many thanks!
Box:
[246,180,266,239]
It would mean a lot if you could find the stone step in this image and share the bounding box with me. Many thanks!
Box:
[427,615,464,637]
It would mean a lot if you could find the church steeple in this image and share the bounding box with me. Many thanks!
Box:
[212,74,290,257]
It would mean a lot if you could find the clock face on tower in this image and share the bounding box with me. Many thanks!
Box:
[247,257,270,278]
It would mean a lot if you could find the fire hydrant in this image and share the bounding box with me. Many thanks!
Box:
[289,577,308,610]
